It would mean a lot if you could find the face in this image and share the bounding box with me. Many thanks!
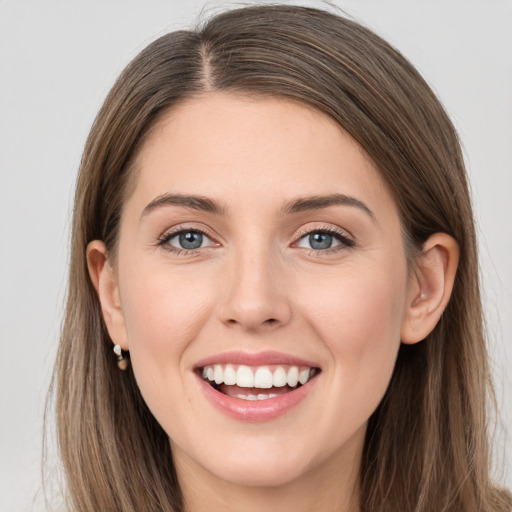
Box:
[106,93,414,490]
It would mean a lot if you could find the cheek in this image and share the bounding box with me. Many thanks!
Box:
[118,263,216,394]
[305,261,405,332]
[300,261,407,395]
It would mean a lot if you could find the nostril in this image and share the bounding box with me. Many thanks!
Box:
[225,317,279,327]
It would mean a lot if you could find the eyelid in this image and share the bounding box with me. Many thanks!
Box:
[292,224,355,251]
[156,223,220,253]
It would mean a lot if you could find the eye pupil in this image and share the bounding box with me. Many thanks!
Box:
[179,231,203,249]
[309,232,332,250]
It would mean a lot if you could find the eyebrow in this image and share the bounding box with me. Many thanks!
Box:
[141,193,227,219]
[140,192,375,221]
[282,193,375,220]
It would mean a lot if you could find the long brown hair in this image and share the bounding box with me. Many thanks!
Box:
[53,5,511,511]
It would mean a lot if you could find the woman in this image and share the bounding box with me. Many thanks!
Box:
[54,4,511,511]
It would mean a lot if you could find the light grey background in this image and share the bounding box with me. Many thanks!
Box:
[1,1,510,511]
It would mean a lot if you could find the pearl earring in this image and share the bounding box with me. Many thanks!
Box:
[113,344,129,370]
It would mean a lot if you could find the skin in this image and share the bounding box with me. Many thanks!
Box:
[88,93,459,512]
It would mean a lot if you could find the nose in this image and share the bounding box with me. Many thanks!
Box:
[218,246,292,332]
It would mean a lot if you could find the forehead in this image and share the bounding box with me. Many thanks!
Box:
[127,92,395,217]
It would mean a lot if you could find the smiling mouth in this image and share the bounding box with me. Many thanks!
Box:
[198,364,321,401]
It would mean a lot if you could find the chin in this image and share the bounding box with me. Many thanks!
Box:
[207,456,311,488]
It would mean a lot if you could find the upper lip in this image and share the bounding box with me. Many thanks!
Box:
[194,350,320,369]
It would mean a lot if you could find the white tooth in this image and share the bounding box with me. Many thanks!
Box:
[236,365,255,388]
[224,364,236,385]
[254,367,273,388]
[269,393,278,398]
[273,366,287,387]
[287,366,299,387]
[299,368,310,385]
[214,364,223,384]
[257,394,270,400]
[207,366,214,381]
[202,367,208,379]
[247,394,257,401]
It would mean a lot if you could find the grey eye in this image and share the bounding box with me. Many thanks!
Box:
[309,233,333,250]
[178,231,203,249]
[296,230,347,251]
[164,230,213,250]
[160,227,218,253]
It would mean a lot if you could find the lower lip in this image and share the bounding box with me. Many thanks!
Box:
[196,374,318,422]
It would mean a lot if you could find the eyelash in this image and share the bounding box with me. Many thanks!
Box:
[156,225,355,256]
[294,226,355,254]
[156,225,218,255]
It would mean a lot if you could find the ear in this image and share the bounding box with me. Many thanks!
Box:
[86,240,129,350]
[401,233,459,344]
